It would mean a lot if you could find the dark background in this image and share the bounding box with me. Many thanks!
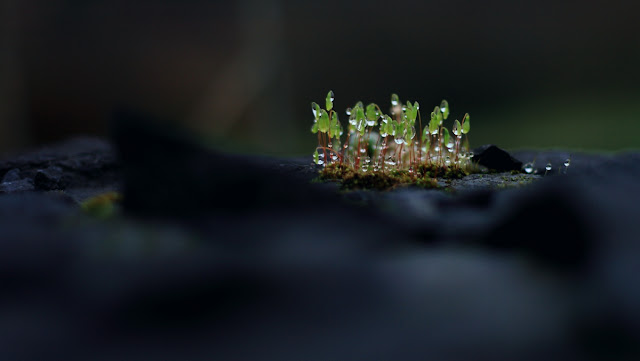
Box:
[1,0,639,155]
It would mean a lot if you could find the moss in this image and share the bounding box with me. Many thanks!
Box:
[318,162,469,191]
[81,191,123,219]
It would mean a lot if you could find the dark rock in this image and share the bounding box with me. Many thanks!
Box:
[3,126,640,360]
[0,178,34,193]
[473,144,523,171]
[111,108,341,217]
[0,137,120,201]
[480,177,597,272]
[2,168,21,182]
[34,166,70,190]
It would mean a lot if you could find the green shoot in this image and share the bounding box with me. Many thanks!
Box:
[310,91,474,189]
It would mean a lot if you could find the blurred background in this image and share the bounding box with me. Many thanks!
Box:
[1,0,639,156]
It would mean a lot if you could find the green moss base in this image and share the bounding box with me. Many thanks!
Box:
[318,163,469,191]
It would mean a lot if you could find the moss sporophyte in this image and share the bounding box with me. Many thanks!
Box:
[311,91,473,190]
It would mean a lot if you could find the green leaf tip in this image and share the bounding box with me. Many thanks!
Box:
[318,109,330,133]
[391,93,400,106]
[452,119,461,136]
[462,113,470,134]
[326,90,335,111]
[440,100,449,120]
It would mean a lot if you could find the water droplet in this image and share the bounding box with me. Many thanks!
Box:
[361,165,368,172]
[391,99,398,106]
[327,142,333,148]
[331,155,338,161]
[385,157,396,166]
[318,153,325,159]
[545,163,552,171]
[524,162,533,174]
[440,107,446,114]
[445,156,451,166]
[317,159,324,165]
[434,146,440,152]
[360,147,366,154]
[402,106,407,111]
[468,151,474,157]
[343,143,349,149]
[346,108,352,116]
[366,120,375,126]
[446,141,454,149]
[364,157,371,164]
[381,131,388,137]
[564,159,571,167]
[394,138,404,145]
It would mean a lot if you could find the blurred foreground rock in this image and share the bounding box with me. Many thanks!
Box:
[1,112,640,360]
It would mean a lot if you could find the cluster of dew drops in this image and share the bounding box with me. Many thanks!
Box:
[313,99,474,172]
[523,157,571,175]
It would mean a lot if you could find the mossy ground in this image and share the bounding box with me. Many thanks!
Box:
[318,163,469,191]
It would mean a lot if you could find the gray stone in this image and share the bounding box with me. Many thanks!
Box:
[0,178,34,193]
[2,168,21,182]
[34,166,70,190]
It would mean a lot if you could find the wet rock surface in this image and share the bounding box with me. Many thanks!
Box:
[2,113,640,360]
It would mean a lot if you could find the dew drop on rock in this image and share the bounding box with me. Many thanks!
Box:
[524,162,534,174]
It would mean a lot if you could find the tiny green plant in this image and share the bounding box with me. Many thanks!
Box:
[310,91,474,190]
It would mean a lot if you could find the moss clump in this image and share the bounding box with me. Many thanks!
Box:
[319,163,468,191]
[81,191,122,219]
[310,91,476,191]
